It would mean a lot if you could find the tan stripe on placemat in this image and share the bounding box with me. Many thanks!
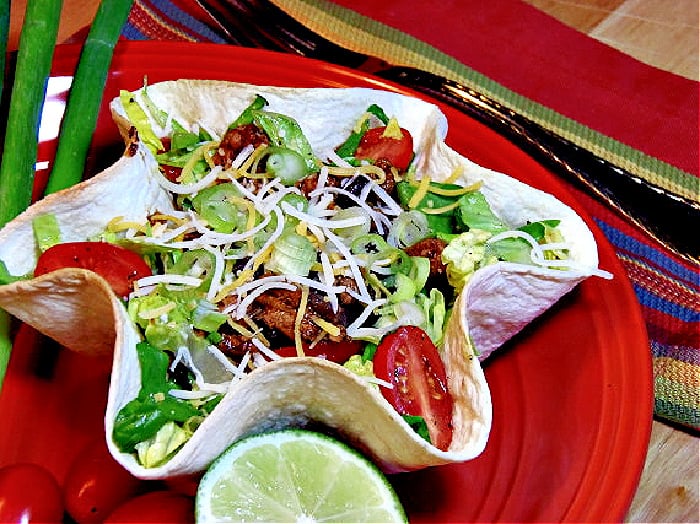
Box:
[274,0,698,201]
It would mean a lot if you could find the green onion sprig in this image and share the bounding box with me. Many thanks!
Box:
[0,0,9,96]
[46,0,134,194]
[0,0,63,225]
[0,0,134,392]
[0,0,63,391]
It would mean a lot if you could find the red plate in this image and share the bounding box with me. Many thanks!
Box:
[0,42,652,522]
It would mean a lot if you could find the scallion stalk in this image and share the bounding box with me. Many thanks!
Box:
[0,0,62,225]
[0,0,9,97]
[45,0,134,194]
[0,0,62,391]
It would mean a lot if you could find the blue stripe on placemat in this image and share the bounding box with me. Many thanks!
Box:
[147,0,227,43]
[595,220,699,286]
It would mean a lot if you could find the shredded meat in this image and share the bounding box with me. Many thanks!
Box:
[216,276,361,359]
[213,123,269,169]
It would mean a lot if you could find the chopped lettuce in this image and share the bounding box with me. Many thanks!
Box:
[441,229,495,290]
[119,90,164,153]
[32,214,61,252]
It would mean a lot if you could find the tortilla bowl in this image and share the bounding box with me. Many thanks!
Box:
[0,82,606,477]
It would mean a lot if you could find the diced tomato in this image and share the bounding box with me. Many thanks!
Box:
[373,325,454,451]
[161,164,183,183]
[275,339,363,363]
[34,242,152,299]
[354,126,414,171]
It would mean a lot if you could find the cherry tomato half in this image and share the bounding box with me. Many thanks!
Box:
[373,325,454,451]
[354,126,414,171]
[275,339,364,363]
[0,463,64,523]
[104,491,194,523]
[34,242,152,299]
[63,437,144,524]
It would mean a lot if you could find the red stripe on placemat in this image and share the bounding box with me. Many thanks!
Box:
[644,306,700,349]
[329,0,699,176]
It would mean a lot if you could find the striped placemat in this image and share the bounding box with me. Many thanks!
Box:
[123,0,699,430]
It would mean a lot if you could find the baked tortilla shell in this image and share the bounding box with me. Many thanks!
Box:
[0,82,606,477]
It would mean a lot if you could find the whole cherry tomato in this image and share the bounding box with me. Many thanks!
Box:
[354,126,414,171]
[0,463,64,523]
[34,241,152,299]
[104,491,194,523]
[373,325,454,450]
[63,437,144,523]
[164,474,202,498]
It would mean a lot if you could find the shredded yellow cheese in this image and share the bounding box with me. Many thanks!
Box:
[442,164,464,184]
[382,117,403,139]
[213,269,255,302]
[311,316,341,337]
[420,201,461,215]
[426,180,483,196]
[138,301,177,320]
[353,112,371,134]
[106,216,148,234]
[294,285,310,357]
[235,144,269,176]
[327,164,386,184]
[408,174,432,208]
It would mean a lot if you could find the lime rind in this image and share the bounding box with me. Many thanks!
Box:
[195,429,407,523]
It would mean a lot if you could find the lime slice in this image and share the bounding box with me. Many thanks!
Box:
[195,429,407,523]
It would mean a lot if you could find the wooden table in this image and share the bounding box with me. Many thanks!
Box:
[7,1,700,522]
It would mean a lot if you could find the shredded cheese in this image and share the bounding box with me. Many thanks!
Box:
[408,174,432,208]
[294,285,310,357]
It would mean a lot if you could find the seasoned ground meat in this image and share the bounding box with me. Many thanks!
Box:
[213,123,270,169]
[295,172,341,198]
[405,237,453,299]
[404,238,448,277]
[373,159,397,195]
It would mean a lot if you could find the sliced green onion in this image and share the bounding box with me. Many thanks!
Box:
[266,229,316,277]
[264,146,308,185]
[330,207,371,239]
[388,210,430,248]
[46,0,134,194]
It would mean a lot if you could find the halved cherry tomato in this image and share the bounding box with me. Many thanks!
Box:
[275,339,364,363]
[63,437,144,524]
[34,242,152,299]
[354,126,414,171]
[104,491,194,523]
[0,463,64,523]
[373,325,454,451]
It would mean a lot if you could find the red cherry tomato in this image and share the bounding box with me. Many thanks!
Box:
[0,463,64,523]
[104,491,194,523]
[164,474,202,498]
[275,339,363,363]
[373,325,454,451]
[63,438,144,523]
[34,242,152,299]
[354,126,414,171]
